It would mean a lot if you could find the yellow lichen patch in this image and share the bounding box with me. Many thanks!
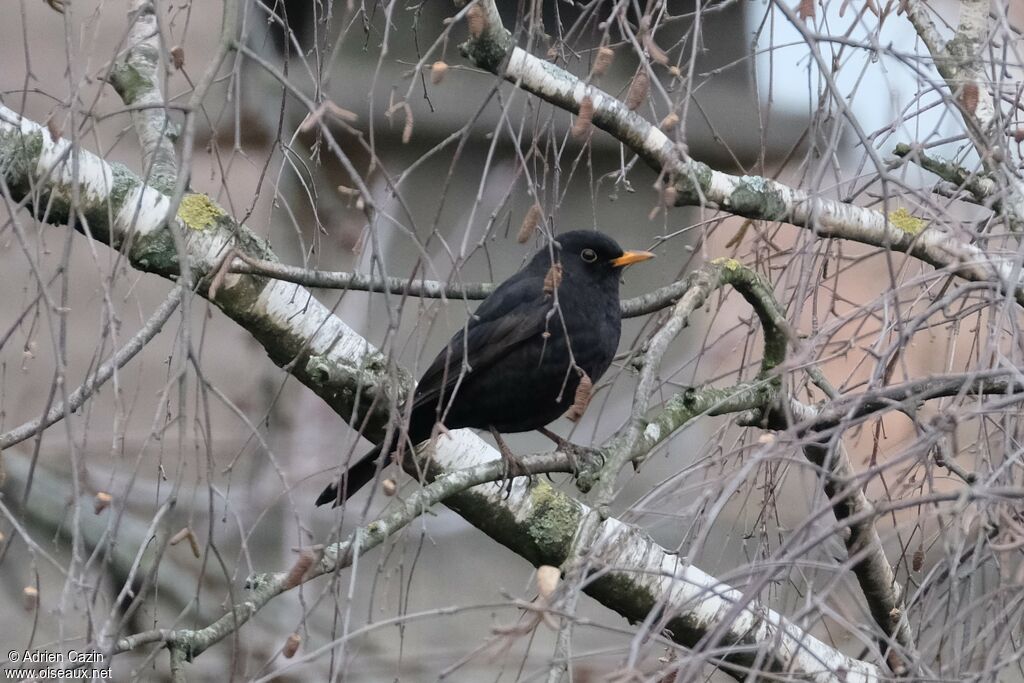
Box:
[530,478,558,506]
[177,193,224,231]
[888,207,927,235]
[711,257,742,271]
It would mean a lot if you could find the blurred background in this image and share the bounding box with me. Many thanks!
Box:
[1,0,1021,681]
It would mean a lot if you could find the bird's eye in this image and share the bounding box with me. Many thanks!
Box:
[581,248,598,263]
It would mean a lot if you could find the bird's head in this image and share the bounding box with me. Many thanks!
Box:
[534,231,654,288]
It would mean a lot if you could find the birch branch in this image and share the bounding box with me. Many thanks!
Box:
[900,0,1024,226]
[107,0,179,194]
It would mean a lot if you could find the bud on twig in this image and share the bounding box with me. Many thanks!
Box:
[23,586,38,611]
[283,632,301,658]
[93,491,113,514]
[430,61,449,85]
[536,565,560,601]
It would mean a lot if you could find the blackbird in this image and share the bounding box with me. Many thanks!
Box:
[315,230,654,507]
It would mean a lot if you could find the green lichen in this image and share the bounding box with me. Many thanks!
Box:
[231,226,277,262]
[444,486,546,563]
[711,257,742,271]
[888,207,927,235]
[131,228,179,275]
[177,193,224,231]
[728,176,788,221]
[108,61,153,105]
[672,162,713,205]
[458,24,513,72]
[0,128,44,197]
[305,356,330,383]
[108,163,141,214]
[525,480,581,559]
[586,571,659,627]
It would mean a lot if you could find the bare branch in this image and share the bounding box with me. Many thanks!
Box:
[0,289,182,451]
[226,253,703,318]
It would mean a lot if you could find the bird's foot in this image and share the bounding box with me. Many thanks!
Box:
[537,427,605,492]
[490,427,532,497]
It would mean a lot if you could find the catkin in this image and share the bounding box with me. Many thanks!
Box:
[960,82,979,115]
[626,69,649,111]
[543,263,563,295]
[572,96,594,138]
[170,527,190,545]
[401,104,414,144]
[662,185,678,208]
[644,35,669,65]
[46,117,61,141]
[467,5,487,37]
[283,550,316,590]
[518,203,542,243]
[565,372,593,421]
[593,46,614,77]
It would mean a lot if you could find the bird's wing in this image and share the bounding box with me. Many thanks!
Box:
[411,272,552,413]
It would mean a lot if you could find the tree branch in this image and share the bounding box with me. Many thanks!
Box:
[0,288,182,451]
[900,0,1024,226]
[893,142,998,205]
[225,252,695,318]
[107,0,179,194]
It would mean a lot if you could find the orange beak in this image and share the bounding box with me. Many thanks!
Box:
[610,250,656,268]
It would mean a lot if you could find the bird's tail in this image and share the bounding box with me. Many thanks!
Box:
[315,443,386,507]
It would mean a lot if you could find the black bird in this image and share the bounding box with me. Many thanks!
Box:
[315,230,654,507]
